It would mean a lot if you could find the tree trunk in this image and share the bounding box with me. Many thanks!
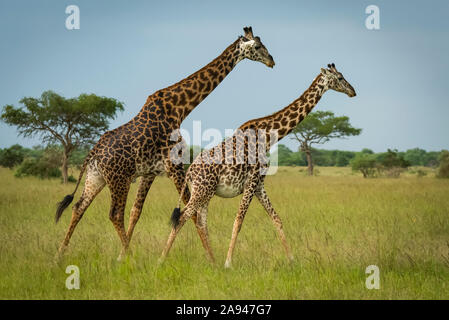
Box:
[305,148,314,176]
[62,151,69,184]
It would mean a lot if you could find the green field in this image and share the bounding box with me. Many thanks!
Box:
[0,166,448,299]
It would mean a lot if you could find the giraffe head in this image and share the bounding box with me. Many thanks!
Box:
[320,63,356,97]
[237,26,275,68]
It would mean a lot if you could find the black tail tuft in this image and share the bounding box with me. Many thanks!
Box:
[170,207,182,229]
[55,194,74,223]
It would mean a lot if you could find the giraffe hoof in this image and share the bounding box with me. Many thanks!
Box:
[54,252,63,264]
[54,247,67,264]
[157,257,166,266]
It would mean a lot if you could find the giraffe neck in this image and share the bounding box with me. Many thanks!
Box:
[241,74,328,144]
[140,38,242,127]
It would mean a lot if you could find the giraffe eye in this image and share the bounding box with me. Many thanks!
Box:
[255,46,261,50]
[338,77,343,81]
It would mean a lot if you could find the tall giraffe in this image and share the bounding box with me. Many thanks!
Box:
[160,63,356,268]
[55,27,275,261]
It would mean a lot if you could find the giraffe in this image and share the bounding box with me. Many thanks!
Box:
[160,63,356,268]
[55,27,275,261]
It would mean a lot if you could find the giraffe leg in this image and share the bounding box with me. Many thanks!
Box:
[108,180,131,262]
[224,176,259,268]
[126,175,155,244]
[193,206,215,263]
[166,161,191,205]
[159,203,198,264]
[57,169,105,258]
[167,162,213,253]
[159,187,214,264]
[256,186,293,262]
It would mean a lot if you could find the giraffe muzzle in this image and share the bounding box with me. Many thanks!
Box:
[266,60,275,68]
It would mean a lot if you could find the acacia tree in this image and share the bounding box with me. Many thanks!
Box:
[351,153,377,178]
[1,90,124,183]
[290,110,361,175]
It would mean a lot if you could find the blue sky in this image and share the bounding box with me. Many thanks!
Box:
[1,0,448,152]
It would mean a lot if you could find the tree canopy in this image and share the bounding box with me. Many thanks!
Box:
[1,90,124,182]
[291,111,362,146]
[290,110,361,175]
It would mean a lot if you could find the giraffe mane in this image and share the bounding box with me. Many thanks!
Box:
[155,38,241,94]
[238,73,323,130]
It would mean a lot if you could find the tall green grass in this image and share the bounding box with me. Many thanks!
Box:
[0,166,448,299]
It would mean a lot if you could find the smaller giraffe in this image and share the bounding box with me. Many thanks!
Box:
[159,63,356,268]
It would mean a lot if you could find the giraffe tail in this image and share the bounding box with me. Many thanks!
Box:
[55,151,92,223]
[170,180,187,229]
[170,208,182,229]
[55,194,75,223]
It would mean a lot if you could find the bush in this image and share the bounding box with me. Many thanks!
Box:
[436,150,449,178]
[14,146,63,179]
[378,149,410,169]
[351,153,378,178]
[15,157,62,179]
[67,175,77,183]
[375,149,410,178]
[0,144,28,168]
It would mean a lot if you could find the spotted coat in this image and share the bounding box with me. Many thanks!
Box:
[160,64,357,267]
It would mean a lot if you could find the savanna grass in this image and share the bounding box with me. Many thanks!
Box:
[0,166,448,299]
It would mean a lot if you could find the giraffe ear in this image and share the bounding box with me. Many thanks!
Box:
[321,68,329,75]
